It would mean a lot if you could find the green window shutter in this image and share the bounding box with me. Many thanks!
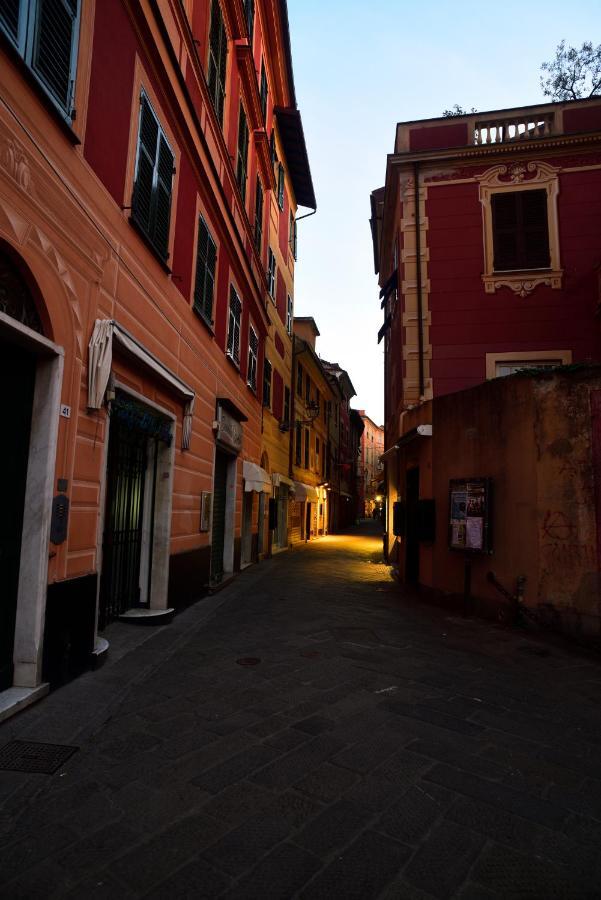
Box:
[236,104,249,200]
[260,60,268,122]
[0,0,21,45]
[194,216,217,324]
[32,0,79,113]
[254,177,263,254]
[133,97,159,237]
[491,192,518,271]
[208,0,227,126]
[227,286,242,363]
[263,358,272,408]
[277,163,285,209]
[153,135,174,258]
[247,325,258,391]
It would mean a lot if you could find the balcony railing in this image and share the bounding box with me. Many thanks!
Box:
[474,113,554,145]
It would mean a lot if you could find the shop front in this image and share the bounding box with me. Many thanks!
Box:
[241,461,271,567]
[210,402,245,584]
[272,473,295,551]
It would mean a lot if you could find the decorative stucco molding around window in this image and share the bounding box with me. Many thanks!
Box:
[477,161,563,298]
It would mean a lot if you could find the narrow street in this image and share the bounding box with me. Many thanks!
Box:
[1,522,601,898]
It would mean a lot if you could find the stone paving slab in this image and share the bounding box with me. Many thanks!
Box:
[1,522,601,897]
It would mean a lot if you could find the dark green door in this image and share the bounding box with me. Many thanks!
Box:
[0,341,35,690]
[211,451,228,582]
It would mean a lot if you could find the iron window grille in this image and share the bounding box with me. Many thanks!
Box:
[193,215,217,325]
[277,163,285,209]
[226,286,242,364]
[132,93,175,262]
[254,176,263,255]
[0,0,80,121]
[247,325,258,392]
[491,189,550,271]
[263,358,272,408]
[236,103,249,201]
[207,0,227,126]
[267,248,276,299]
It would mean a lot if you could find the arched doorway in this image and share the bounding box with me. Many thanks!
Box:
[0,247,63,706]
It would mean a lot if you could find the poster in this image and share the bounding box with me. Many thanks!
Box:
[449,479,491,553]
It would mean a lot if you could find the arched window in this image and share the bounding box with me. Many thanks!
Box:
[0,249,44,335]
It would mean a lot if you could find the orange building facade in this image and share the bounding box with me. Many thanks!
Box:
[0,0,314,719]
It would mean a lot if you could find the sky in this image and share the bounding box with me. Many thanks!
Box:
[286,0,600,424]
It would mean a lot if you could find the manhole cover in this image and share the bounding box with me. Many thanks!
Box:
[236,657,261,667]
[300,650,321,659]
[0,740,78,774]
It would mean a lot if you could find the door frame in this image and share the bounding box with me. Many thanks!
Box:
[95,382,175,633]
[0,312,63,691]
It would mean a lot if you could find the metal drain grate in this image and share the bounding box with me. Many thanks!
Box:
[0,740,79,774]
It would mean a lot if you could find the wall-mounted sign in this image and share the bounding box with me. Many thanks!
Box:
[449,478,492,553]
[60,404,71,418]
[215,405,243,454]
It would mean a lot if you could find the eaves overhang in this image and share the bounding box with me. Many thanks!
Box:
[274,106,317,210]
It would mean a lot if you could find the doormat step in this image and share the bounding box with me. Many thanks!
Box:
[0,740,78,774]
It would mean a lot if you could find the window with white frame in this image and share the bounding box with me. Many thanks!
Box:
[486,350,571,380]
[267,248,276,299]
[236,103,249,201]
[496,359,562,377]
[247,325,258,391]
[1,0,80,119]
[226,286,242,364]
[286,294,293,335]
[132,93,175,261]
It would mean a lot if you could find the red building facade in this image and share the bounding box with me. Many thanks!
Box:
[372,98,601,629]
[373,97,601,558]
[0,0,313,718]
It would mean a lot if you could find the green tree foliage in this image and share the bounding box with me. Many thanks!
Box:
[442,104,478,117]
[540,41,601,101]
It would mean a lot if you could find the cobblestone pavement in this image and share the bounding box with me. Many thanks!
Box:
[2,522,601,898]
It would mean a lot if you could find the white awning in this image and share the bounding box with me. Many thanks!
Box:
[272,472,295,489]
[243,461,271,493]
[293,481,319,502]
[88,319,195,450]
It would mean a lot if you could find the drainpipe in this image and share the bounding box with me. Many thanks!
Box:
[413,161,425,398]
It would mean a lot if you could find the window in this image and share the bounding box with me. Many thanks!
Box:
[491,189,550,271]
[236,103,249,200]
[270,129,277,165]
[207,0,227,126]
[485,350,571,380]
[254,177,263,255]
[132,93,175,261]
[277,163,285,209]
[260,59,268,122]
[296,362,302,396]
[226,286,242,364]
[244,0,254,41]
[304,428,310,469]
[286,294,293,335]
[295,422,302,467]
[305,373,311,404]
[289,213,297,260]
[267,248,276,299]
[193,216,217,324]
[247,325,258,391]
[478,162,561,297]
[284,386,290,425]
[263,358,272,408]
[1,0,80,119]
[315,437,320,465]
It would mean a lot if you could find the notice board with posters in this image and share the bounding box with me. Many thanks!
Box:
[448,478,492,553]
